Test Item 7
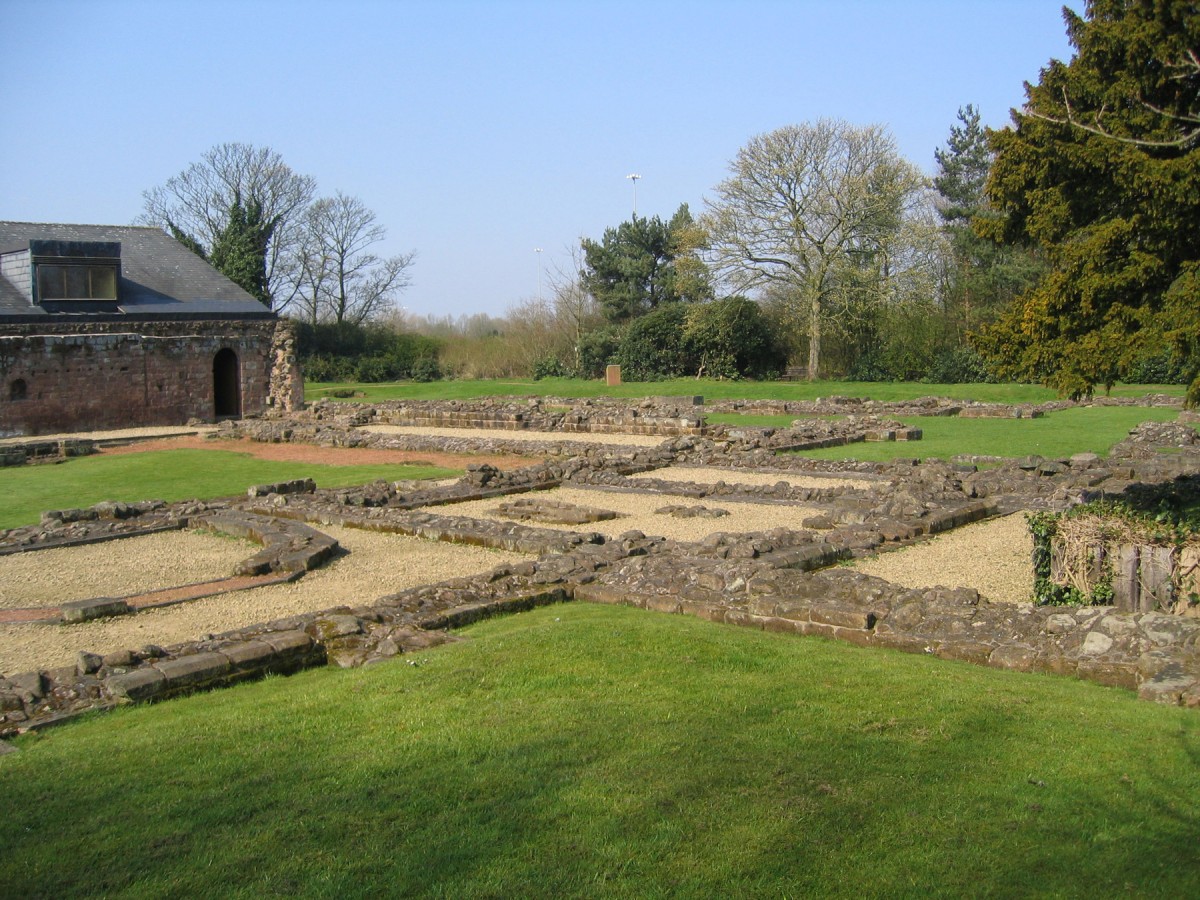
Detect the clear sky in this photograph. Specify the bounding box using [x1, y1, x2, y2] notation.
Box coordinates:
[0, 0, 1077, 320]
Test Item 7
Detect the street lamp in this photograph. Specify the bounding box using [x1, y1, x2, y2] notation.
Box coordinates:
[534, 247, 544, 302]
[626, 173, 641, 216]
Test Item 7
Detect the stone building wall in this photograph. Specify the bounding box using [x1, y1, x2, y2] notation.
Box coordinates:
[0, 318, 301, 437]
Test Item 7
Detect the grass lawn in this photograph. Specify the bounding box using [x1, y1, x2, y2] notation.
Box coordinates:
[0, 449, 458, 531]
[791, 405, 1181, 462]
[305, 377, 1187, 405]
[2, 603, 1197, 897]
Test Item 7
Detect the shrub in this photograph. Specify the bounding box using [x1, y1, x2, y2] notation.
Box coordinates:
[1126, 352, 1188, 384]
[927, 346, 993, 384]
[532, 356, 567, 380]
[574, 326, 624, 379]
[410, 356, 442, 382]
[291, 318, 442, 383]
[684, 296, 786, 380]
[615, 304, 696, 380]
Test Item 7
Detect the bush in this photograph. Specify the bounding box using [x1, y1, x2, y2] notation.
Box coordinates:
[926, 346, 993, 384]
[532, 356, 567, 380]
[846, 357, 895, 382]
[410, 356, 441, 382]
[1126, 353, 1188, 384]
[615, 304, 697, 380]
[574, 326, 624, 379]
[291, 318, 442, 383]
[684, 296, 786, 380]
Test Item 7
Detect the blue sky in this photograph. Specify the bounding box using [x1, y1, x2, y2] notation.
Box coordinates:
[0, 0, 1076, 319]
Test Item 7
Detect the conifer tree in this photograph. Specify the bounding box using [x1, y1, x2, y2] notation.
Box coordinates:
[978, 0, 1200, 402]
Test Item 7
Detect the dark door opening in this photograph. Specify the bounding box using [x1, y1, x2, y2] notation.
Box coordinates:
[213, 348, 241, 418]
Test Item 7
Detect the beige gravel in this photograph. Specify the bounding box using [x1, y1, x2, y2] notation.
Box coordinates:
[0, 425, 216, 446]
[0, 525, 528, 676]
[443, 486, 822, 543]
[636, 466, 878, 491]
[362, 424, 669, 448]
[852, 512, 1035, 604]
[0, 530, 256, 610]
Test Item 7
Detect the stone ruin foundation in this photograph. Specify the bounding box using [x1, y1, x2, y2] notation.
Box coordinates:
[3, 394, 1200, 739]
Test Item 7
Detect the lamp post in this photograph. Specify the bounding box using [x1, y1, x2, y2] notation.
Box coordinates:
[534, 247, 543, 302]
[626, 173, 641, 216]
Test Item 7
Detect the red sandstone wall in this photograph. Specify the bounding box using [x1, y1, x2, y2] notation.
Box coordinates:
[0, 320, 283, 437]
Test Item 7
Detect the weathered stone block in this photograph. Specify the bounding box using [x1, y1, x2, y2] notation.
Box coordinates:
[645, 595, 681, 615]
[105, 668, 166, 703]
[154, 653, 232, 690]
[934, 641, 994, 666]
[219, 641, 278, 671]
[1076, 659, 1139, 691]
[988, 644, 1038, 672]
[60, 598, 132, 624]
[809, 604, 877, 630]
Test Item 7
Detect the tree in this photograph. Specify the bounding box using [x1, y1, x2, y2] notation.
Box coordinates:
[141, 143, 317, 309]
[933, 105, 1045, 339]
[978, 1, 1200, 402]
[703, 120, 926, 380]
[208, 193, 273, 305]
[581, 203, 711, 323]
[293, 193, 416, 326]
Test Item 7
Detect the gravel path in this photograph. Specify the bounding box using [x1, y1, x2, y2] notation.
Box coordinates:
[0, 525, 528, 676]
[637, 466, 878, 490]
[0, 425, 216, 446]
[444, 486, 822, 543]
[852, 512, 1035, 605]
[362, 424, 670, 448]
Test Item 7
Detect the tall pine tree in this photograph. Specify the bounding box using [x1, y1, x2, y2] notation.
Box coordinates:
[933, 105, 1044, 340]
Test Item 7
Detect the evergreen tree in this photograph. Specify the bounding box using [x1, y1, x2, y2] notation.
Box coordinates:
[209, 193, 275, 307]
[977, 0, 1200, 402]
[166, 221, 207, 260]
[581, 203, 711, 323]
[934, 105, 1044, 339]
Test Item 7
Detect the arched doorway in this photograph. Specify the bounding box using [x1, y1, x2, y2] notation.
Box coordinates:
[213, 349, 241, 418]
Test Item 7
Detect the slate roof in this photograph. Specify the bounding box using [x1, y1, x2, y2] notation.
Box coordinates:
[0, 222, 274, 320]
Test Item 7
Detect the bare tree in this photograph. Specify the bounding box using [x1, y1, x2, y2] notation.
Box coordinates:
[140, 143, 317, 309]
[295, 193, 416, 325]
[547, 245, 602, 370]
[703, 120, 926, 380]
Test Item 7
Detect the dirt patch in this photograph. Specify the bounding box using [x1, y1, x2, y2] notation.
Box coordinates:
[100, 436, 540, 471]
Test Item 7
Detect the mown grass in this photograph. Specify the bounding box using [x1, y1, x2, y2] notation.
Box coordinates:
[1, 603, 1197, 898]
[791, 405, 1181, 462]
[0, 450, 458, 531]
[305, 377, 1186, 404]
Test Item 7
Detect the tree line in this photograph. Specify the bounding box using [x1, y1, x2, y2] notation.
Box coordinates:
[142, 0, 1198, 401]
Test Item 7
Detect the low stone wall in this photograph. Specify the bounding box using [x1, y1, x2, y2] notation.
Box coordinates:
[576, 561, 1200, 705]
[369, 397, 704, 435]
[0, 438, 95, 468]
